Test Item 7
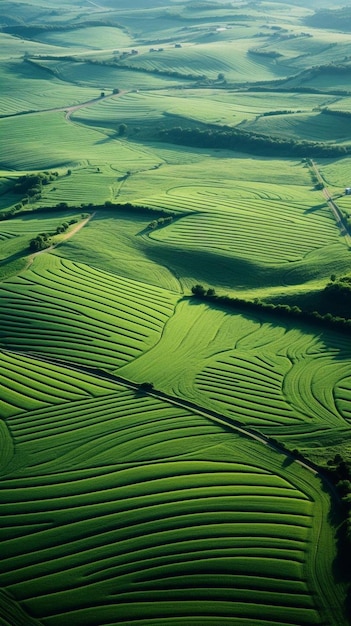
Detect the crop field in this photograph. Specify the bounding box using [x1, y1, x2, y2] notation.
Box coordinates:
[0, 62, 99, 117]
[0, 111, 160, 171]
[34, 59, 179, 90]
[119, 298, 351, 435]
[0, 255, 178, 369]
[1, 1, 351, 624]
[0, 32, 66, 61]
[242, 111, 351, 143]
[120, 40, 295, 82]
[0, 349, 117, 419]
[1, 379, 341, 625]
[33, 27, 133, 50]
[71, 89, 336, 129]
[317, 157, 351, 187]
[52, 209, 183, 291]
[148, 188, 337, 264]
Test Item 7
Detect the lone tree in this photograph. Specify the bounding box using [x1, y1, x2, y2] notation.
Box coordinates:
[118, 123, 127, 136]
[138, 382, 154, 392]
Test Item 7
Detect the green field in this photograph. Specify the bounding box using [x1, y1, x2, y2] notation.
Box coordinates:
[1, 1, 351, 624]
[0, 367, 342, 625]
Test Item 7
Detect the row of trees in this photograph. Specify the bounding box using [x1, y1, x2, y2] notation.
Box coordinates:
[159, 126, 349, 158]
[321, 107, 351, 119]
[190, 284, 351, 332]
[147, 216, 174, 230]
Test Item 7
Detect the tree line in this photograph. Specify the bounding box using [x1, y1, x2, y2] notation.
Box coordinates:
[190, 284, 351, 332]
[159, 126, 349, 158]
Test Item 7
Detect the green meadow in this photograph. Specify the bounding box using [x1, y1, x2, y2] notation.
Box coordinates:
[1, 1, 351, 624]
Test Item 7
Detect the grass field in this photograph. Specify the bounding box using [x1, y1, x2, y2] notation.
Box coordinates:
[241, 111, 351, 144]
[1, 377, 342, 625]
[119, 298, 351, 436]
[0, 254, 178, 369]
[1, 1, 351, 624]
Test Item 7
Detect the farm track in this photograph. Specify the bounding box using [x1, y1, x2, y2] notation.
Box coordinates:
[0, 92, 128, 121]
[6, 348, 335, 483]
[310, 160, 351, 248]
[25, 213, 95, 269]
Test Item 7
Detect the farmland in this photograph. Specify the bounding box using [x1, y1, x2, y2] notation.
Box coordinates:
[1, 0, 351, 624]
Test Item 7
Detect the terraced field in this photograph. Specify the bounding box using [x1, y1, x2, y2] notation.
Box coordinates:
[1, 378, 342, 625]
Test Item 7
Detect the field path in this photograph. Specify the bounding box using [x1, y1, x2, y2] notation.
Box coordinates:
[26, 212, 95, 268]
[64, 91, 127, 121]
[310, 160, 351, 247]
[0, 92, 127, 121]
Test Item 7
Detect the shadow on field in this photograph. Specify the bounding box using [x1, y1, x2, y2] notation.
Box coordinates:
[304, 202, 327, 214]
[0, 249, 28, 265]
[282, 456, 294, 468]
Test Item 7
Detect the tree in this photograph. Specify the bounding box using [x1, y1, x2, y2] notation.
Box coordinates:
[191, 284, 206, 296]
[118, 123, 127, 136]
[138, 382, 154, 392]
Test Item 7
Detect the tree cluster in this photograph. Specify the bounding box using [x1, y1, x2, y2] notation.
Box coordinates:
[28, 218, 78, 252]
[147, 216, 174, 230]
